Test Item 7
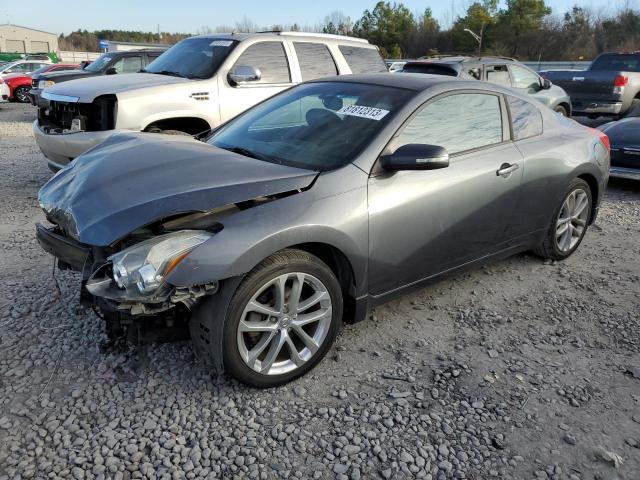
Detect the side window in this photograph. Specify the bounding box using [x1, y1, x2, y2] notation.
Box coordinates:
[396, 93, 503, 155]
[118, 56, 143, 73]
[338, 46, 387, 74]
[293, 42, 338, 81]
[486, 65, 511, 86]
[510, 65, 540, 90]
[12, 63, 31, 73]
[233, 42, 291, 84]
[507, 96, 543, 140]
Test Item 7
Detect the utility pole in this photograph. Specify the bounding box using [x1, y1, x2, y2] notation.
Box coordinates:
[157, 24, 160, 43]
[464, 27, 483, 54]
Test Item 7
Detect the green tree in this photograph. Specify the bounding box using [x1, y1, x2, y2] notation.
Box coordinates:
[353, 2, 416, 57]
[495, 0, 552, 56]
[453, 1, 498, 53]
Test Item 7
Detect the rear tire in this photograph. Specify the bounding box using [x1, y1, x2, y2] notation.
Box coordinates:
[625, 98, 640, 118]
[533, 178, 592, 261]
[193, 249, 343, 387]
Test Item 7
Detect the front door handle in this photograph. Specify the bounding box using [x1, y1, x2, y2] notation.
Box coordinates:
[497, 163, 519, 178]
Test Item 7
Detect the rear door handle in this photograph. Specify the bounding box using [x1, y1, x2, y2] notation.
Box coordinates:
[497, 163, 519, 178]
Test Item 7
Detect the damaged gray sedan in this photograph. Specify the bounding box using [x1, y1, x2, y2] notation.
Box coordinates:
[37, 74, 610, 387]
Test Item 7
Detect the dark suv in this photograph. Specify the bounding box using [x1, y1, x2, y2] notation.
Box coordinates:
[30, 49, 166, 106]
[402, 56, 573, 116]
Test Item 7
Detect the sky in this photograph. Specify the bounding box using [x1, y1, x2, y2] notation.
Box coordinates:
[1, 0, 634, 36]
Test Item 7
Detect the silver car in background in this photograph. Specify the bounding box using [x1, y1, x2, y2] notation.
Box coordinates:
[402, 56, 573, 116]
[36, 74, 609, 387]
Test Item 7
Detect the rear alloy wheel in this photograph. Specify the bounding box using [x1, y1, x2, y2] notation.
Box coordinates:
[534, 178, 592, 260]
[554, 105, 569, 117]
[14, 86, 31, 103]
[220, 249, 343, 387]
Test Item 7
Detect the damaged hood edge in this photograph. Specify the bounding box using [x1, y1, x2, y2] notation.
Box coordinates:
[39, 133, 318, 246]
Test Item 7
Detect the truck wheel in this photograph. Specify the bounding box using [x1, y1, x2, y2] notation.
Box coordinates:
[144, 126, 191, 136]
[192, 249, 343, 387]
[533, 178, 592, 261]
[13, 86, 31, 103]
[554, 105, 569, 117]
[625, 99, 640, 118]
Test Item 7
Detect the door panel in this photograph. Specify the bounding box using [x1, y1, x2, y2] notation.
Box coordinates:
[368, 143, 524, 295]
[367, 91, 523, 296]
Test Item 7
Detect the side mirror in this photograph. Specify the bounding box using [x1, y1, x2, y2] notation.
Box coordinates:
[228, 65, 261, 85]
[105, 67, 117, 75]
[380, 144, 449, 171]
[542, 78, 552, 90]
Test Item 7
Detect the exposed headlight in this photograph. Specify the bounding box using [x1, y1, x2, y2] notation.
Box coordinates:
[39, 80, 55, 89]
[109, 231, 211, 295]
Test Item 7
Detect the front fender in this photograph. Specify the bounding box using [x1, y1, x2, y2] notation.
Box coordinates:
[165, 166, 370, 296]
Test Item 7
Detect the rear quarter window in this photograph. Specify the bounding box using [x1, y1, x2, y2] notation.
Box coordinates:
[294, 42, 338, 81]
[402, 64, 459, 76]
[507, 96, 543, 140]
[338, 46, 386, 74]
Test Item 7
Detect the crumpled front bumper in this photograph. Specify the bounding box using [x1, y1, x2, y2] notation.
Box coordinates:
[32, 120, 119, 172]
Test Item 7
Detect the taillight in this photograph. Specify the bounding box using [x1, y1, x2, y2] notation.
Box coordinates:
[614, 75, 628, 87]
[588, 127, 610, 152]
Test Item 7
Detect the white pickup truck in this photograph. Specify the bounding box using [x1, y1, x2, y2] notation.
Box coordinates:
[33, 32, 386, 171]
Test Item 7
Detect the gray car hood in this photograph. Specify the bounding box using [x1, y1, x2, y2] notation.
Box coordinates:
[44, 73, 188, 102]
[38, 133, 317, 246]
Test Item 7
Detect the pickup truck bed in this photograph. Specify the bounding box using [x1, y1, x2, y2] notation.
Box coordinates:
[543, 52, 640, 118]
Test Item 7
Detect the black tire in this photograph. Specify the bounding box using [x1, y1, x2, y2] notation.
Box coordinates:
[625, 98, 640, 118]
[13, 86, 31, 103]
[533, 178, 592, 261]
[554, 105, 569, 117]
[192, 249, 343, 388]
[145, 127, 191, 136]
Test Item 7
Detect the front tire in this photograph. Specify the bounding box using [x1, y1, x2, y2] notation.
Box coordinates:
[195, 249, 343, 387]
[534, 178, 592, 260]
[554, 105, 569, 117]
[13, 86, 31, 103]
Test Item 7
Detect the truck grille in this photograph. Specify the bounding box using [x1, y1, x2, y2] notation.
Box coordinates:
[37, 95, 117, 132]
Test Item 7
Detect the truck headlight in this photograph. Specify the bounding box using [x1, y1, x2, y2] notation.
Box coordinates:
[109, 231, 211, 295]
[39, 80, 55, 89]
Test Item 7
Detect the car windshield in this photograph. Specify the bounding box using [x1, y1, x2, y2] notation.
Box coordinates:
[144, 37, 238, 80]
[32, 65, 52, 75]
[591, 54, 640, 72]
[208, 82, 414, 171]
[84, 54, 113, 72]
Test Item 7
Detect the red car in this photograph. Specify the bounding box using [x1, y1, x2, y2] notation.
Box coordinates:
[1, 63, 79, 103]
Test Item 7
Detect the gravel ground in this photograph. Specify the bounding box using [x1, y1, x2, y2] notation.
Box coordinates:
[1, 102, 639, 480]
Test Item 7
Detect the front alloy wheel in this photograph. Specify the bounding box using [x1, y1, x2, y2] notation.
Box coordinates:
[201, 249, 343, 387]
[14, 86, 31, 103]
[237, 272, 333, 375]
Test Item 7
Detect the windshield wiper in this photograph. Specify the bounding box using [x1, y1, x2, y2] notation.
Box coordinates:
[220, 147, 270, 162]
[152, 70, 190, 78]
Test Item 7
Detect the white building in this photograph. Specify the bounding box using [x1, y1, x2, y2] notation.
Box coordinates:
[0, 24, 59, 53]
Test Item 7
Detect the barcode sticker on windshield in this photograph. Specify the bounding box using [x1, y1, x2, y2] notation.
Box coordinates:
[210, 40, 233, 47]
[337, 105, 390, 121]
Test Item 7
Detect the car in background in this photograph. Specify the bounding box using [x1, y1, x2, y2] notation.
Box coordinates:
[542, 52, 640, 118]
[386, 60, 406, 72]
[36, 74, 608, 387]
[598, 117, 640, 180]
[32, 32, 387, 171]
[402, 56, 572, 116]
[0, 59, 52, 78]
[29, 49, 166, 107]
[0, 64, 79, 103]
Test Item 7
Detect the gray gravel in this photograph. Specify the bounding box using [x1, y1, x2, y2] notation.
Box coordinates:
[1, 102, 639, 479]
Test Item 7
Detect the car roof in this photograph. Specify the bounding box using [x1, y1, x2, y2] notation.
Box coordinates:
[312, 72, 482, 91]
[413, 56, 519, 65]
[190, 31, 373, 46]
